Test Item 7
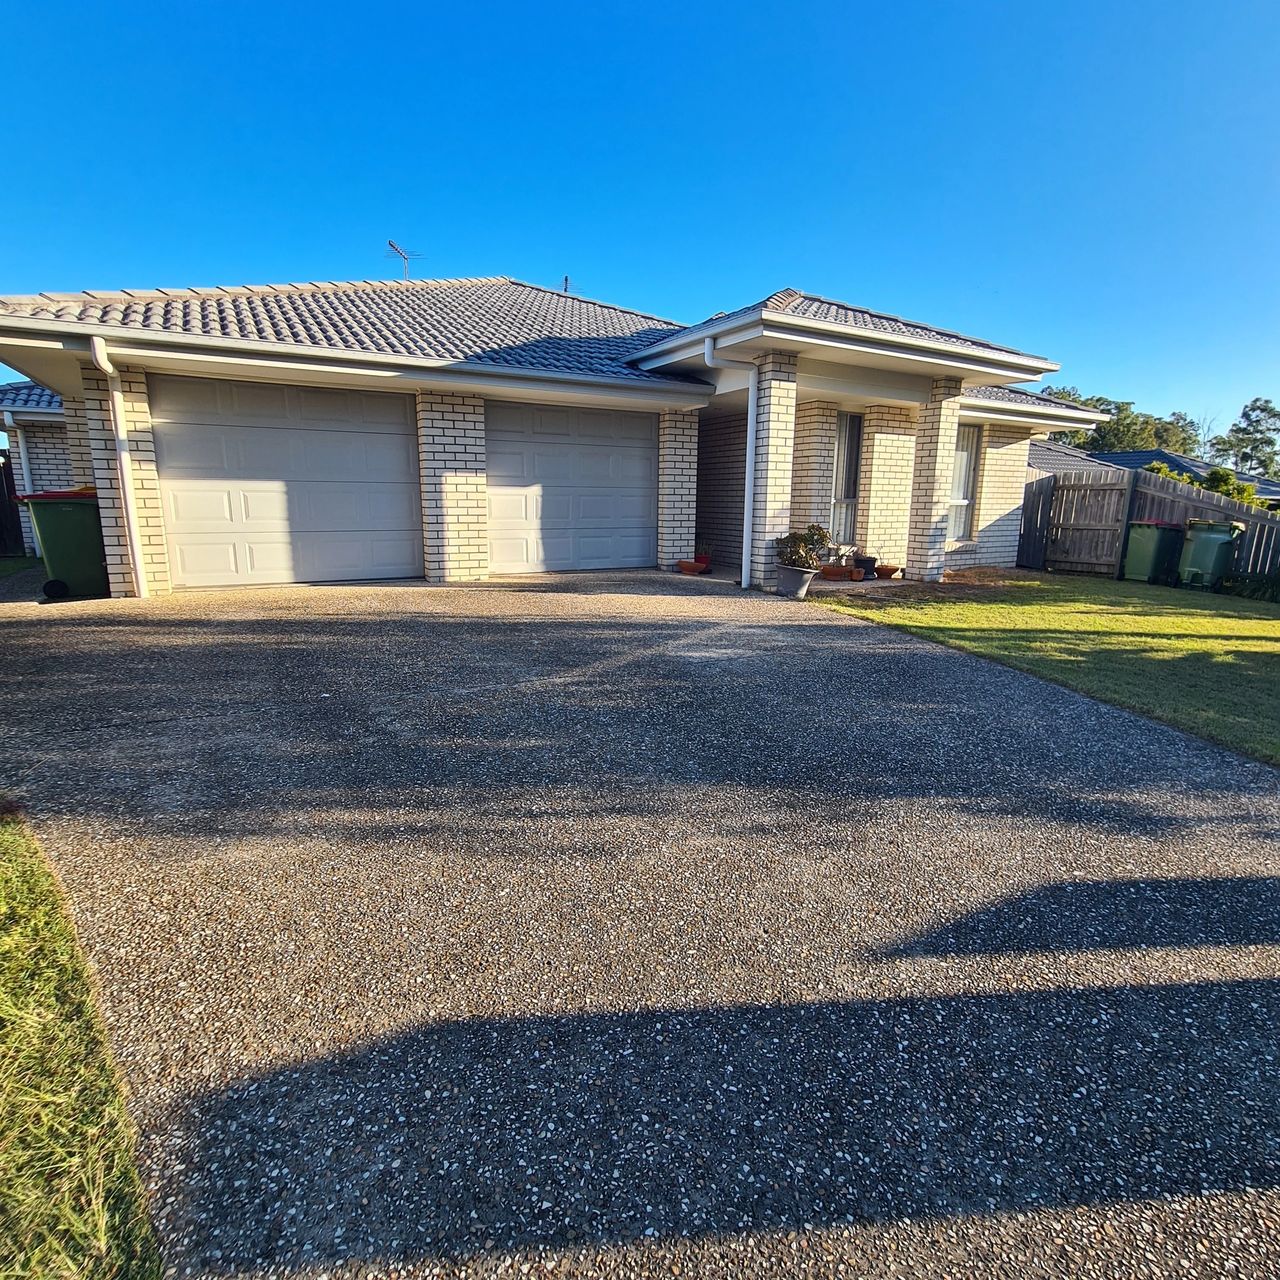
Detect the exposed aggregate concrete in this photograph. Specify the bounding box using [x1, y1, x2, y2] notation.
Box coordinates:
[1, 571, 1277, 1279]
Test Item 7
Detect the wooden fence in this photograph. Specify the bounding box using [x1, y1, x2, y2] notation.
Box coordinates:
[1018, 467, 1280, 578]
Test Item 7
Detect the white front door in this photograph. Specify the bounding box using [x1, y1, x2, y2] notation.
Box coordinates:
[486, 400, 658, 573]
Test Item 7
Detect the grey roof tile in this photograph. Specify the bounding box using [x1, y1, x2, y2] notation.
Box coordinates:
[0, 277, 696, 386]
[1028, 439, 1121, 475]
[965, 384, 1096, 412]
[0, 380, 62, 412]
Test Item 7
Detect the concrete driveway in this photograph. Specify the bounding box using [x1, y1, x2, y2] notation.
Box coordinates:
[2, 571, 1278, 1279]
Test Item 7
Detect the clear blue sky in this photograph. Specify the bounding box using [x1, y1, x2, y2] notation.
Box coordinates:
[2, 0, 1276, 431]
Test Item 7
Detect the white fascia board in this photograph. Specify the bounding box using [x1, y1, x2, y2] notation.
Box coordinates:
[0, 317, 713, 409]
[958, 396, 1108, 428]
[629, 319, 766, 370]
[0, 409, 64, 423]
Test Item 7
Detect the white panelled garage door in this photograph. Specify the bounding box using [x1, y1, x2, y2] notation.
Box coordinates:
[151, 375, 422, 588]
[486, 400, 658, 574]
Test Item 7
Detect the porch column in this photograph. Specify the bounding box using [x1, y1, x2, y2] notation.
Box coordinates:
[416, 391, 489, 583]
[63, 395, 95, 485]
[790, 400, 839, 531]
[855, 404, 916, 566]
[657, 408, 699, 569]
[78, 363, 172, 597]
[905, 377, 963, 581]
[749, 351, 798, 589]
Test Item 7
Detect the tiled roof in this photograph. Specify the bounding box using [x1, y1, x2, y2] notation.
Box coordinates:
[1089, 449, 1280, 501]
[965, 384, 1096, 413]
[1028, 439, 1121, 475]
[0, 379, 62, 413]
[0, 277, 696, 385]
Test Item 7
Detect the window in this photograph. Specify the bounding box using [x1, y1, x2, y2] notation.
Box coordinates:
[830, 412, 862, 544]
[948, 425, 981, 541]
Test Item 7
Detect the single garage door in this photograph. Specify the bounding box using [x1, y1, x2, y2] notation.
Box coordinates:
[486, 400, 658, 574]
[151, 375, 423, 588]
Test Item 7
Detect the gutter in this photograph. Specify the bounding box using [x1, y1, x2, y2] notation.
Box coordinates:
[2, 409, 40, 557]
[703, 337, 758, 589]
[88, 337, 149, 599]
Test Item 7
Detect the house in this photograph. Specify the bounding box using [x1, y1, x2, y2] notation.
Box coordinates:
[1027, 438, 1122, 479]
[0, 379, 68, 555]
[0, 277, 1104, 596]
[1087, 448, 1280, 508]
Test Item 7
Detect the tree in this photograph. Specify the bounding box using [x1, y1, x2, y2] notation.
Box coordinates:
[1207, 399, 1279, 477]
[1145, 461, 1266, 508]
[1043, 386, 1200, 454]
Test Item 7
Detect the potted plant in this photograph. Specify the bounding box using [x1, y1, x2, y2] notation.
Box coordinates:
[873, 547, 901, 579]
[693, 540, 712, 569]
[774, 524, 831, 599]
[853, 551, 877, 577]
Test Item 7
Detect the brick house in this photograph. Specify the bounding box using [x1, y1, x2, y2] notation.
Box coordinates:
[0, 277, 1103, 596]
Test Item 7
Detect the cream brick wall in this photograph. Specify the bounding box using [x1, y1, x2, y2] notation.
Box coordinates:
[945, 423, 1032, 571]
[657, 408, 699, 569]
[416, 391, 488, 583]
[695, 408, 746, 575]
[905, 377, 963, 581]
[8, 421, 73, 554]
[855, 404, 916, 566]
[78, 364, 172, 597]
[790, 400, 839, 531]
[64, 397, 94, 486]
[750, 352, 798, 590]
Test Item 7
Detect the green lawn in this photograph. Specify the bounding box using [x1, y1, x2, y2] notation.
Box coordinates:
[0, 557, 39, 579]
[0, 812, 160, 1279]
[819, 570, 1280, 765]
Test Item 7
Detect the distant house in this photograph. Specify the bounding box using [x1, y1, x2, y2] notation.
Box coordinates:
[1088, 448, 1280, 508]
[1027, 438, 1121, 478]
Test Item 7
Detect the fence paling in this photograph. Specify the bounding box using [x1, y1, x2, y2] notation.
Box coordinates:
[1017, 467, 1280, 579]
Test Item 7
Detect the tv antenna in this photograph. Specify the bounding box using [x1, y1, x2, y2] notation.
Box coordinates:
[385, 239, 424, 279]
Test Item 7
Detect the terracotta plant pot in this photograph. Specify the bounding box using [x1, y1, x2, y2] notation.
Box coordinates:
[875, 564, 901, 579]
[677, 559, 709, 575]
[820, 564, 849, 580]
[847, 567, 865, 581]
[693, 553, 711, 567]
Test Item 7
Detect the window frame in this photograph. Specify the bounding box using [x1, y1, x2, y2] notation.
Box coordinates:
[829, 411, 863, 545]
[947, 424, 982, 543]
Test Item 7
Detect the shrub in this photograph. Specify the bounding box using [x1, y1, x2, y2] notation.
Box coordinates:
[775, 524, 832, 569]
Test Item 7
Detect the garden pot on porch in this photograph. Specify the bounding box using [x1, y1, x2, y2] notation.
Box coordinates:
[875, 564, 901, 579]
[776, 564, 819, 599]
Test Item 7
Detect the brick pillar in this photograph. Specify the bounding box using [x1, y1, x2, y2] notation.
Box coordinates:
[78, 364, 172, 597]
[905, 377, 963, 581]
[416, 391, 488, 583]
[749, 351, 798, 589]
[63, 395, 94, 485]
[855, 404, 917, 567]
[657, 408, 699, 569]
[790, 401, 839, 530]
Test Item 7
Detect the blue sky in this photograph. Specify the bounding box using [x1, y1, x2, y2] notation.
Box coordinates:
[2, 0, 1276, 431]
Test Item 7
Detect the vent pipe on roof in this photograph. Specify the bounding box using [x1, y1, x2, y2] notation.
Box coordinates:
[703, 337, 758, 589]
[88, 337, 149, 599]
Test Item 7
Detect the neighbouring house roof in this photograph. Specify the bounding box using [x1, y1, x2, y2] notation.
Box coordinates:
[0, 379, 62, 413]
[0, 277, 697, 386]
[1028, 438, 1122, 475]
[1089, 448, 1280, 502]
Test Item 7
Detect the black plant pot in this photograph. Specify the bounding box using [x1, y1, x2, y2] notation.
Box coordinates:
[853, 555, 877, 575]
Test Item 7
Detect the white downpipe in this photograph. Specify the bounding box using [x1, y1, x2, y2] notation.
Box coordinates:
[3, 410, 40, 557]
[702, 338, 758, 589]
[89, 337, 149, 598]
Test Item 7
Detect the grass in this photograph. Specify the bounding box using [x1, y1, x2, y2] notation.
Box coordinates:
[819, 569, 1280, 765]
[0, 810, 160, 1279]
[0, 558, 39, 580]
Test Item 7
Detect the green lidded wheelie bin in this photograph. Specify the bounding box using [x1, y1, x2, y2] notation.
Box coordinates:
[1177, 518, 1245, 591]
[19, 488, 110, 599]
[1123, 520, 1184, 586]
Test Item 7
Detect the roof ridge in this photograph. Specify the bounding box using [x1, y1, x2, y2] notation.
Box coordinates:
[504, 277, 682, 329]
[0, 276, 515, 307]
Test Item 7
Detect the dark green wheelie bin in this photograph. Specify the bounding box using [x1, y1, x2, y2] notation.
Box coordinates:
[1177, 518, 1245, 591]
[19, 489, 110, 599]
[1123, 520, 1184, 585]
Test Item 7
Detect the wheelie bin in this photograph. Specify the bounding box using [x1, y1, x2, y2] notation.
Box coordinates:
[18, 488, 109, 599]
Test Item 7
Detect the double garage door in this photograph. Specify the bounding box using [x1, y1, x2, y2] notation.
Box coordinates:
[152, 375, 659, 587]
